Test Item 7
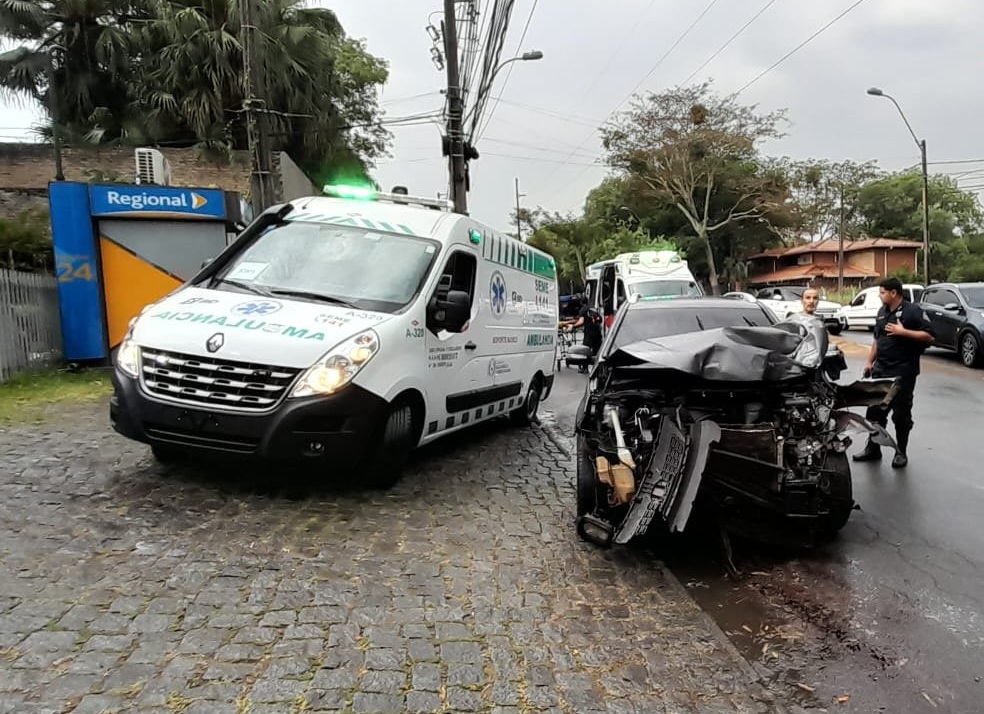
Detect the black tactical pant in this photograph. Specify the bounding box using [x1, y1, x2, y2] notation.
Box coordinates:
[865, 371, 917, 450]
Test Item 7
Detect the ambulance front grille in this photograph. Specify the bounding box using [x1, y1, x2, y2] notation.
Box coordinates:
[139, 348, 301, 411]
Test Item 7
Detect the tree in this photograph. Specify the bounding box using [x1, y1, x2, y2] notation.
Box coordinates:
[0, 0, 391, 182]
[0, 0, 139, 142]
[602, 81, 787, 294]
[771, 158, 881, 244]
[857, 171, 984, 281]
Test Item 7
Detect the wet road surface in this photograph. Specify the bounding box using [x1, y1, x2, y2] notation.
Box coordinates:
[543, 343, 984, 713]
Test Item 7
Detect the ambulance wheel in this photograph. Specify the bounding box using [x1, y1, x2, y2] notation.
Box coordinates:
[510, 376, 542, 427]
[364, 401, 416, 489]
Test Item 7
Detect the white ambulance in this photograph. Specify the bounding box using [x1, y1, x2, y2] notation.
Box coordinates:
[110, 185, 560, 487]
[589, 249, 702, 331]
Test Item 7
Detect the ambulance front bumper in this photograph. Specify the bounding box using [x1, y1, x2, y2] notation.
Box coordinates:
[110, 370, 389, 463]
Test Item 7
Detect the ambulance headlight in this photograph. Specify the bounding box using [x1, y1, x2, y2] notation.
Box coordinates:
[116, 335, 141, 378]
[291, 329, 380, 397]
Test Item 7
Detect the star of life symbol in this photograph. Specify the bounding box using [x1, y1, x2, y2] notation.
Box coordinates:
[490, 271, 506, 319]
[232, 300, 282, 316]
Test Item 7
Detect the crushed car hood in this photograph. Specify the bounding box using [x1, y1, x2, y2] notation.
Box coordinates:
[605, 322, 826, 382]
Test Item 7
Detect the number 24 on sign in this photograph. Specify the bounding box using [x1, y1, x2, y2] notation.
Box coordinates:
[57, 259, 94, 283]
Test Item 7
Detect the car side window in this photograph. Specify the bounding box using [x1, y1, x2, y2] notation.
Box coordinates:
[923, 289, 944, 306]
[616, 278, 626, 303]
[939, 289, 961, 307]
[851, 292, 866, 307]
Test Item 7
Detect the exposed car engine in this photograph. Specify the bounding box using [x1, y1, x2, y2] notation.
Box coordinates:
[575, 320, 898, 549]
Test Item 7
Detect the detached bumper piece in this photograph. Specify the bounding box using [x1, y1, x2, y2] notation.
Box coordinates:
[612, 417, 721, 543]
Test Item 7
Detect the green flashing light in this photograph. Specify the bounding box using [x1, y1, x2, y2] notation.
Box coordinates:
[324, 183, 376, 200]
[468, 229, 482, 244]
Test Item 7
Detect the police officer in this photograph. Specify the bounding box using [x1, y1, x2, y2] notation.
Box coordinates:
[853, 277, 935, 468]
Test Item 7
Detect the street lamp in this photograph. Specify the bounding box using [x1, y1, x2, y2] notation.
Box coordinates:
[487, 50, 544, 86]
[867, 86, 930, 286]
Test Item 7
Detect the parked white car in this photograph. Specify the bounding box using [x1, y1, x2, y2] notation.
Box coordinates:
[837, 284, 925, 330]
[753, 286, 846, 334]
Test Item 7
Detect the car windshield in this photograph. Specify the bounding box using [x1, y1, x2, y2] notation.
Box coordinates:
[962, 287, 984, 308]
[627, 279, 701, 298]
[608, 305, 774, 353]
[210, 220, 440, 313]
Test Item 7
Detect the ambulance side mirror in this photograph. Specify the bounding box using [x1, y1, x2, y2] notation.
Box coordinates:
[429, 289, 471, 333]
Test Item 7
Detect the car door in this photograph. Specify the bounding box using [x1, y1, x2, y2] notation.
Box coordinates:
[424, 246, 493, 432]
[920, 288, 960, 348]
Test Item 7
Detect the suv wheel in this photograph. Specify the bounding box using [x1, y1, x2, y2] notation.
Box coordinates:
[960, 332, 982, 368]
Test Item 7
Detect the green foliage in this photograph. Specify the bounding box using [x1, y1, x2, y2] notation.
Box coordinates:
[888, 263, 920, 284]
[0, 0, 390, 182]
[600, 81, 788, 293]
[0, 207, 52, 270]
[0, 369, 112, 422]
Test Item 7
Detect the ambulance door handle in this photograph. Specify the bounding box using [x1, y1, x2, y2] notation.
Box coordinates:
[464, 341, 477, 350]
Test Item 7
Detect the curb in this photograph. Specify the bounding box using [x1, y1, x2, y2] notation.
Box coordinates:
[537, 419, 768, 690]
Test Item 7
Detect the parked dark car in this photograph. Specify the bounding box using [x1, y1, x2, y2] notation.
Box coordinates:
[918, 282, 984, 368]
[572, 296, 898, 549]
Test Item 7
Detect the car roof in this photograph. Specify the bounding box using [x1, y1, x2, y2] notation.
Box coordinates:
[626, 297, 768, 311]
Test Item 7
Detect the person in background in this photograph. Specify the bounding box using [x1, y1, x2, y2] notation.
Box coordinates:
[801, 287, 820, 317]
[853, 277, 935, 468]
[560, 299, 602, 373]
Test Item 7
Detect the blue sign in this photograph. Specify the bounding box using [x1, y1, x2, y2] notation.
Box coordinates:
[49, 181, 108, 361]
[89, 184, 227, 220]
[490, 270, 506, 319]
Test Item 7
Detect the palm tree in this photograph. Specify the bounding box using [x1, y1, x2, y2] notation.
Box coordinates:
[0, 0, 142, 141]
[133, 0, 390, 176]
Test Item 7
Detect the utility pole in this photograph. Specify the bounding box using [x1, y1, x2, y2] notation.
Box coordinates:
[838, 183, 845, 292]
[443, 0, 468, 214]
[514, 177, 525, 241]
[919, 139, 930, 285]
[242, 0, 275, 217]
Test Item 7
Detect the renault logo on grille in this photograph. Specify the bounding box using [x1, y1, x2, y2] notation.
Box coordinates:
[206, 333, 225, 353]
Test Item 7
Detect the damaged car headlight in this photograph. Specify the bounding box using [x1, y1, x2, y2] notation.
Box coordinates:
[290, 329, 379, 398]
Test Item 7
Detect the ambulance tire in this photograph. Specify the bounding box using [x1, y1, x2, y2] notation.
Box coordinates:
[364, 401, 416, 489]
[510, 376, 542, 427]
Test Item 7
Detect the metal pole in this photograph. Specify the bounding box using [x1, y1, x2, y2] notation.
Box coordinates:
[46, 55, 64, 181]
[242, 0, 275, 216]
[515, 177, 523, 240]
[838, 183, 845, 292]
[920, 139, 930, 285]
[443, 0, 467, 214]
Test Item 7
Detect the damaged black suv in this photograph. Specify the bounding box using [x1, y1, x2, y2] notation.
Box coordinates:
[573, 296, 899, 549]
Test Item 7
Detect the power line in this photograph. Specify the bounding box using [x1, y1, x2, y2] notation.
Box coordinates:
[679, 0, 780, 86]
[733, 0, 871, 96]
[474, 0, 539, 142]
[539, 0, 723, 209]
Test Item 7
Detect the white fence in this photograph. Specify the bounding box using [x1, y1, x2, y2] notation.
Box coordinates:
[0, 269, 63, 383]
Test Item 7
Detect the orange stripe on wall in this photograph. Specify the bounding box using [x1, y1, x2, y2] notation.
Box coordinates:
[100, 237, 182, 349]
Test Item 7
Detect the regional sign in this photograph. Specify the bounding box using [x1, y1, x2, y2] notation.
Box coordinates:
[89, 184, 227, 220]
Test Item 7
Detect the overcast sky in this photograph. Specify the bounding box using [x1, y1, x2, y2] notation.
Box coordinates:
[3, 0, 982, 232]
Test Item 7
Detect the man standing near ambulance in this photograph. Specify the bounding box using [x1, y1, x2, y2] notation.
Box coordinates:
[853, 277, 935, 468]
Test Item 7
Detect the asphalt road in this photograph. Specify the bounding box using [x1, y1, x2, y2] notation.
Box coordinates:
[543, 338, 984, 713]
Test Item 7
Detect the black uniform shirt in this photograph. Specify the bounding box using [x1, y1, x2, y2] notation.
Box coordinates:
[873, 300, 935, 377]
[578, 303, 602, 349]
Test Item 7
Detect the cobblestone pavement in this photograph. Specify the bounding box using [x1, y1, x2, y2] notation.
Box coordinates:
[0, 402, 790, 714]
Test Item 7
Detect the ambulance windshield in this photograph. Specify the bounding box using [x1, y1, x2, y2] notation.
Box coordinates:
[211, 220, 440, 313]
[628, 279, 701, 298]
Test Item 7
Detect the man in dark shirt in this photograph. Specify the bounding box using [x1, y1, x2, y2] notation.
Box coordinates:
[561, 302, 603, 373]
[853, 277, 935, 468]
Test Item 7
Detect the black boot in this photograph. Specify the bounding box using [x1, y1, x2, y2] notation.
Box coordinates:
[853, 439, 882, 462]
[892, 428, 910, 469]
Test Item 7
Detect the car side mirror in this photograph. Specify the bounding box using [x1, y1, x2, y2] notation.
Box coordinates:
[943, 302, 962, 312]
[429, 289, 471, 332]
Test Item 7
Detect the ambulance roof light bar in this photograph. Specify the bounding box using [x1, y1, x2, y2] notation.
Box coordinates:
[323, 183, 454, 211]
